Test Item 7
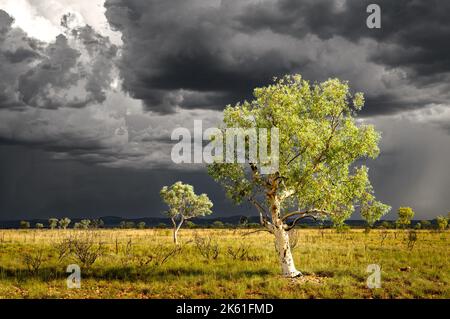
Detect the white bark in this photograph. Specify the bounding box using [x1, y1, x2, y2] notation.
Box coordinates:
[269, 193, 301, 278]
[274, 225, 301, 277]
[171, 216, 184, 245]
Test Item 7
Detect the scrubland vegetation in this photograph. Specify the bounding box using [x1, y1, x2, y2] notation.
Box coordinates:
[0, 228, 448, 299]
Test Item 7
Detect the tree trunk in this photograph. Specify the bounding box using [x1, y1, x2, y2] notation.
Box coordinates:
[173, 226, 179, 245]
[270, 195, 301, 278]
[171, 217, 184, 245]
[273, 225, 301, 277]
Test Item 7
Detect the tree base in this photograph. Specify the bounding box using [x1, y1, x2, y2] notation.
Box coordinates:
[283, 270, 303, 278]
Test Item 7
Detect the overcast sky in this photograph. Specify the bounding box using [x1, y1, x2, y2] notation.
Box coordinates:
[0, 0, 448, 221]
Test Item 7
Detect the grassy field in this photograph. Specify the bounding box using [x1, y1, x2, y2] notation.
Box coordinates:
[0, 228, 448, 299]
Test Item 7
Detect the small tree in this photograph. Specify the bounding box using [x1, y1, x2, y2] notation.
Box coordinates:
[48, 218, 58, 229]
[137, 222, 146, 229]
[436, 216, 448, 231]
[59, 217, 71, 229]
[239, 216, 249, 227]
[396, 207, 414, 229]
[421, 220, 431, 229]
[380, 221, 393, 229]
[20, 221, 30, 229]
[208, 75, 389, 277]
[35, 223, 44, 229]
[212, 221, 224, 228]
[80, 219, 91, 229]
[91, 219, 105, 229]
[185, 221, 196, 229]
[160, 182, 213, 244]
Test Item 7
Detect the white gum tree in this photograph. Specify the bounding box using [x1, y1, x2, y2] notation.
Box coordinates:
[208, 74, 390, 277]
[160, 182, 213, 245]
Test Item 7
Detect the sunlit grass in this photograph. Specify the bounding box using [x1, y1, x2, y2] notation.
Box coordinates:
[0, 228, 448, 298]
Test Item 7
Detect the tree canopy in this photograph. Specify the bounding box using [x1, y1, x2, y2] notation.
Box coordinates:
[208, 74, 390, 230]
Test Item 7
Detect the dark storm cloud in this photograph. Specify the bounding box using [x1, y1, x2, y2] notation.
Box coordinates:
[104, 0, 312, 113]
[0, 10, 118, 110]
[239, 0, 450, 74]
[104, 0, 450, 115]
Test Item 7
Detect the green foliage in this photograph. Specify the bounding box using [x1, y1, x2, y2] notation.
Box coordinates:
[91, 219, 105, 229]
[396, 207, 415, 229]
[137, 222, 147, 229]
[35, 223, 44, 229]
[0, 229, 449, 298]
[20, 220, 30, 229]
[421, 220, 431, 229]
[211, 221, 225, 228]
[160, 182, 213, 221]
[380, 221, 393, 229]
[119, 221, 135, 229]
[436, 216, 448, 231]
[185, 221, 196, 229]
[58, 217, 71, 229]
[80, 219, 91, 229]
[48, 218, 58, 229]
[335, 224, 351, 233]
[208, 74, 389, 227]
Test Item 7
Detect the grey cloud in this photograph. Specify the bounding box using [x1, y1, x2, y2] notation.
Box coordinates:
[105, 0, 450, 116]
[105, 0, 310, 113]
[0, 10, 118, 110]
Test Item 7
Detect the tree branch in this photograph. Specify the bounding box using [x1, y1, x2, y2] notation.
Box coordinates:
[281, 209, 331, 222]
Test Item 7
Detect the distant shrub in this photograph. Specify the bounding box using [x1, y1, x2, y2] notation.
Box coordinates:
[137, 222, 147, 229]
[156, 223, 167, 229]
[80, 219, 91, 229]
[436, 216, 448, 231]
[22, 249, 44, 274]
[69, 235, 105, 268]
[194, 234, 219, 260]
[119, 221, 135, 229]
[414, 222, 422, 230]
[406, 230, 418, 250]
[335, 224, 350, 233]
[91, 219, 104, 229]
[226, 243, 261, 262]
[211, 221, 224, 228]
[185, 221, 196, 229]
[420, 220, 431, 229]
[35, 223, 44, 229]
[48, 218, 58, 229]
[396, 207, 415, 229]
[59, 217, 71, 229]
[20, 220, 30, 229]
[380, 221, 393, 229]
[239, 216, 249, 227]
[133, 244, 182, 267]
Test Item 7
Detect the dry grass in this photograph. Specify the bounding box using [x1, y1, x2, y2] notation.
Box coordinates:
[0, 228, 448, 299]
